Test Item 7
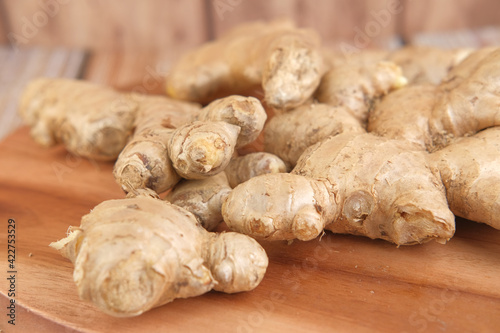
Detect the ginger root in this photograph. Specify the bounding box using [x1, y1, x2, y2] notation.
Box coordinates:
[166, 20, 326, 110]
[264, 103, 365, 167]
[327, 46, 472, 85]
[224, 152, 287, 188]
[223, 133, 455, 245]
[315, 61, 407, 124]
[19, 78, 137, 160]
[32, 26, 500, 322]
[430, 47, 500, 148]
[169, 121, 240, 179]
[19, 78, 266, 192]
[50, 189, 268, 317]
[166, 172, 232, 231]
[263, 61, 404, 167]
[368, 48, 500, 151]
[368, 84, 436, 150]
[194, 95, 267, 148]
[113, 96, 200, 193]
[168, 95, 267, 180]
[429, 127, 500, 230]
[386, 46, 472, 85]
[114, 95, 266, 192]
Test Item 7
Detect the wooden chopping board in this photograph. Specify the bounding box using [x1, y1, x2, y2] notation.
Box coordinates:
[0, 127, 499, 333]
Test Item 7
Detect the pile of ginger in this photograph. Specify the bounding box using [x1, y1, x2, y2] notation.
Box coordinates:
[19, 19, 500, 317]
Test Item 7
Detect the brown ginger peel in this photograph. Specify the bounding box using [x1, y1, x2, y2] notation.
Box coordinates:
[166, 172, 232, 231]
[113, 96, 201, 193]
[169, 121, 240, 179]
[224, 133, 455, 245]
[264, 103, 366, 167]
[19, 78, 137, 160]
[114, 95, 265, 193]
[50, 191, 268, 317]
[429, 127, 500, 230]
[166, 19, 326, 110]
[315, 61, 407, 124]
[224, 152, 287, 188]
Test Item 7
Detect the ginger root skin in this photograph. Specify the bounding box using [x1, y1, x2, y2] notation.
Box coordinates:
[430, 48, 500, 148]
[223, 133, 455, 245]
[50, 190, 268, 317]
[224, 152, 287, 188]
[297, 133, 454, 245]
[315, 61, 407, 124]
[223, 173, 336, 241]
[169, 121, 240, 179]
[115, 95, 265, 193]
[264, 103, 365, 167]
[113, 96, 201, 194]
[368, 48, 500, 152]
[194, 95, 267, 148]
[429, 127, 500, 230]
[166, 172, 232, 231]
[19, 78, 137, 161]
[166, 19, 326, 110]
[326, 46, 472, 85]
[368, 84, 436, 150]
[168, 95, 266, 180]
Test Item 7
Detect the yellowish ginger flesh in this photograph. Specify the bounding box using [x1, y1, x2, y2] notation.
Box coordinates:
[429, 127, 500, 230]
[223, 133, 455, 245]
[166, 20, 326, 110]
[50, 190, 268, 317]
[19, 78, 137, 161]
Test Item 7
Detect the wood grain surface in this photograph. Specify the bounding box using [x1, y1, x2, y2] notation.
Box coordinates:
[83, 51, 171, 94]
[2, 0, 500, 50]
[0, 127, 499, 332]
[401, 0, 500, 40]
[209, 0, 400, 49]
[2, 0, 208, 51]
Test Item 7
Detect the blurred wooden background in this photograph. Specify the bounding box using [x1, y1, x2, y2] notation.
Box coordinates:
[1, 0, 500, 49]
[1, 0, 500, 139]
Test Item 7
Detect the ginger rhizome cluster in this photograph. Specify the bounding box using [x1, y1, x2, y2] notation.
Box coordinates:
[18, 19, 500, 317]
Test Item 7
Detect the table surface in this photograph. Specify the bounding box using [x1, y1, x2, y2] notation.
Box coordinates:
[0, 127, 500, 333]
